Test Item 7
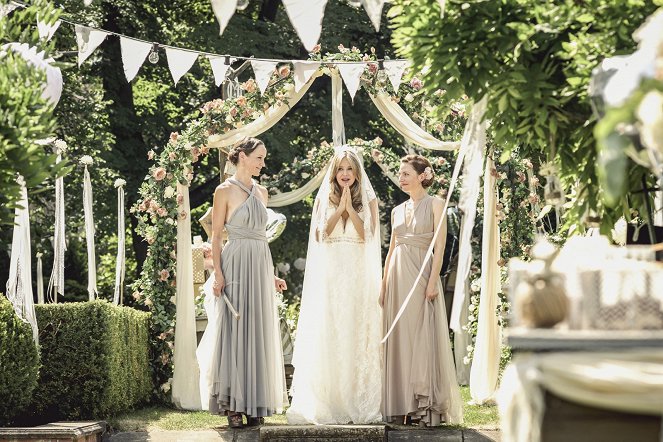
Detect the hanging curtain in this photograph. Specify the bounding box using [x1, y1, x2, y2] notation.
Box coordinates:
[82, 160, 97, 300]
[48, 149, 66, 303]
[113, 179, 126, 304]
[171, 182, 202, 410]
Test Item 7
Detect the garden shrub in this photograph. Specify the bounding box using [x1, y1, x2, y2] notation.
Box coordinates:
[31, 300, 151, 421]
[0, 295, 40, 426]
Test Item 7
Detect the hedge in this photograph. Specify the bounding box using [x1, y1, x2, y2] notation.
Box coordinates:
[30, 300, 151, 421]
[0, 295, 40, 426]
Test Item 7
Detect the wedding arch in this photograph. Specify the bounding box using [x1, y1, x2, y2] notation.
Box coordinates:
[131, 47, 497, 409]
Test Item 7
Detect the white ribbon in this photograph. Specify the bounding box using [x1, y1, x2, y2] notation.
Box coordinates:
[208, 56, 234, 86]
[330, 69, 346, 147]
[7, 175, 38, 345]
[337, 62, 366, 102]
[383, 60, 409, 94]
[250, 60, 278, 95]
[210, 0, 237, 35]
[75, 26, 109, 66]
[36, 253, 44, 304]
[120, 37, 152, 82]
[361, 0, 385, 31]
[293, 61, 321, 92]
[113, 181, 126, 305]
[48, 151, 66, 303]
[83, 163, 97, 300]
[282, 0, 328, 51]
[166, 47, 198, 86]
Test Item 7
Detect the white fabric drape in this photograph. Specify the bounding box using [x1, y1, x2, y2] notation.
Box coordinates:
[470, 156, 501, 404]
[282, 0, 328, 51]
[171, 183, 202, 410]
[75, 26, 108, 66]
[454, 275, 471, 385]
[36, 253, 44, 305]
[369, 93, 460, 151]
[166, 47, 198, 86]
[330, 69, 347, 147]
[267, 162, 330, 207]
[206, 69, 324, 149]
[83, 164, 97, 300]
[120, 37, 152, 82]
[449, 97, 488, 331]
[48, 151, 66, 303]
[498, 351, 663, 442]
[113, 182, 126, 305]
[6, 176, 38, 345]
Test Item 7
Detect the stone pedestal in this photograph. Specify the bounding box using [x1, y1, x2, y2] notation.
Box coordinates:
[0, 421, 107, 442]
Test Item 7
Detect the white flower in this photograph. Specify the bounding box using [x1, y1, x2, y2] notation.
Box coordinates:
[166, 218, 176, 226]
[276, 262, 290, 275]
[301, 172, 310, 179]
[293, 257, 306, 271]
[79, 155, 93, 166]
[54, 139, 67, 153]
[470, 280, 481, 293]
[164, 186, 175, 199]
[468, 304, 476, 312]
[611, 217, 628, 246]
[170, 295, 176, 305]
[283, 83, 294, 92]
[468, 315, 476, 322]
[466, 345, 473, 352]
[636, 90, 663, 155]
[114, 178, 126, 188]
[404, 93, 414, 102]
[161, 378, 172, 393]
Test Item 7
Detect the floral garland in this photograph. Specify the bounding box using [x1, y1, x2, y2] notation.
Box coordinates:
[130, 46, 444, 398]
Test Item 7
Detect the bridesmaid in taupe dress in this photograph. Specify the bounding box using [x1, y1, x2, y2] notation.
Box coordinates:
[380, 154, 463, 426]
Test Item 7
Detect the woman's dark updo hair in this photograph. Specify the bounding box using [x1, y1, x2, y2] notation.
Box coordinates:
[401, 154, 434, 188]
[228, 137, 265, 165]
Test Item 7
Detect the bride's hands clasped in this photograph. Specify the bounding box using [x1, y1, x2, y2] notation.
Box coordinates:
[337, 185, 354, 214]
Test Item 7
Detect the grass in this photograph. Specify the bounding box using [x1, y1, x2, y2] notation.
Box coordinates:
[108, 386, 499, 432]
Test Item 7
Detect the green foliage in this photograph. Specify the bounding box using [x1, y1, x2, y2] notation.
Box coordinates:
[389, 0, 658, 233]
[0, 295, 40, 426]
[31, 301, 151, 421]
[0, 0, 66, 225]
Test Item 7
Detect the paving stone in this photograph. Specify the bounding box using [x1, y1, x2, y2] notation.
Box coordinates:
[387, 427, 462, 442]
[463, 429, 501, 442]
[261, 424, 385, 442]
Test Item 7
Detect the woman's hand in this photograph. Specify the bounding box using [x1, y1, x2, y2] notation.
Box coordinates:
[337, 186, 349, 214]
[379, 284, 386, 308]
[275, 276, 288, 292]
[344, 186, 355, 213]
[213, 272, 225, 297]
[425, 280, 439, 302]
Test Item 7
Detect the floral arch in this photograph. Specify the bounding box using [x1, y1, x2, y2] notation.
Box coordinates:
[131, 47, 477, 403]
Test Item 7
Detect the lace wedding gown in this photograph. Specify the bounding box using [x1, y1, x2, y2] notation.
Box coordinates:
[286, 204, 383, 424]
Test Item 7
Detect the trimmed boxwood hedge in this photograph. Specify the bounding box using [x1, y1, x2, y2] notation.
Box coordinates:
[31, 301, 152, 421]
[0, 295, 40, 426]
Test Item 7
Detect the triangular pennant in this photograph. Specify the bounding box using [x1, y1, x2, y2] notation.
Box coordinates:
[250, 60, 278, 95]
[37, 19, 61, 41]
[208, 56, 235, 86]
[337, 63, 366, 101]
[383, 60, 409, 93]
[361, 0, 385, 32]
[75, 26, 109, 66]
[292, 61, 321, 92]
[166, 47, 199, 86]
[211, 0, 238, 35]
[282, 0, 328, 51]
[120, 37, 152, 82]
[0, 3, 19, 18]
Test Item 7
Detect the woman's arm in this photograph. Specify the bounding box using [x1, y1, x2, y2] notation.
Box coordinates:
[425, 197, 447, 301]
[211, 185, 228, 296]
[379, 208, 397, 307]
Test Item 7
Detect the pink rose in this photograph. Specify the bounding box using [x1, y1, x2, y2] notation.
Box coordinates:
[157, 207, 168, 217]
[516, 171, 526, 183]
[236, 96, 247, 107]
[149, 200, 159, 211]
[410, 77, 423, 90]
[368, 63, 378, 74]
[200, 146, 210, 155]
[278, 64, 291, 78]
[229, 107, 238, 117]
[153, 167, 167, 181]
[132, 291, 141, 300]
[177, 194, 184, 205]
[169, 132, 179, 144]
[523, 159, 533, 169]
[160, 352, 169, 365]
[191, 147, 200, 157]
[147, 236, 155, 245]
[312, 43, 321, 53]
[242, 79, 257, 93]
[179, 211, 187, 220]
[159, 269, 170, 281]
[528, 193, 540, 204]
[497, 258, 507, 267]
[144, 297, 153, 307]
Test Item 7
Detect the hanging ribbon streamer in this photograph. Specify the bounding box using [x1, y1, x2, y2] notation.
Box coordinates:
[81, 156, 97, 300]
[36, 252, 44, 304]
[113, 178, 126, 305]
[330, 69, 346, 147]
[6, 175, 39, 345]
[48, 142, 66, 303]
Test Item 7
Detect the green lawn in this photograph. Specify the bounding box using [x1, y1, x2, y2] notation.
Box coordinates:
[108, 387, 499, 432]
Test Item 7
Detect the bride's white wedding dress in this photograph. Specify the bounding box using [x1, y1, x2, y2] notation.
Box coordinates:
[286, 149, 382, 425]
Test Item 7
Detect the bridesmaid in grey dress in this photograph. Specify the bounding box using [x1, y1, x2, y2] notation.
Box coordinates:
[380, 154, 463, 426]
[208, 137, 289, 428]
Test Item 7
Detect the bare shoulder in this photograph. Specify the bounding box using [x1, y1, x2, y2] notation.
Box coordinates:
[214, 182, 233, 199]
[430, 195, 445, 210]
[256, 184, 269, 202]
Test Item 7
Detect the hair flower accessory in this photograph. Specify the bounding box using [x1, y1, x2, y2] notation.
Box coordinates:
[424, 166, 434, 180]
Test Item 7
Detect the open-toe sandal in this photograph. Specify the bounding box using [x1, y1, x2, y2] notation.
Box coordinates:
[228, 413, 244, 428]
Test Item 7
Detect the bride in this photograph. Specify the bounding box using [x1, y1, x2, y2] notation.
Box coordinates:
[286, 146, 383, 424]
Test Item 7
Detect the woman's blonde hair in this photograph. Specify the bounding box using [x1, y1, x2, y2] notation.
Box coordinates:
[329, 151, 363, 212]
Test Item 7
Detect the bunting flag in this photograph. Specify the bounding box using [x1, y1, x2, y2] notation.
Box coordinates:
[120, 37, 152, 82]
[75, 25, 109, 66]
[251, 60, 278, 95]
[210, 0, 238, 36]
[293, 61, 321, 92]
[0, 3, 19, 18]
[37, 18, 61, 41]
[208, 56, 235, 86]
[337, 62, 366, 101]
[5, 43, 63, 106]
[361, 0, 385, 32]
[282, 0, 328, 51]
[166, 47, 199, 86]
[384, 60, 409, 93]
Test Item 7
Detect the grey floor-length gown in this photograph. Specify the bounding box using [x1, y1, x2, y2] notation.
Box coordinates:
[382, 195, 463, 425]
[208, 179, 288, 417]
